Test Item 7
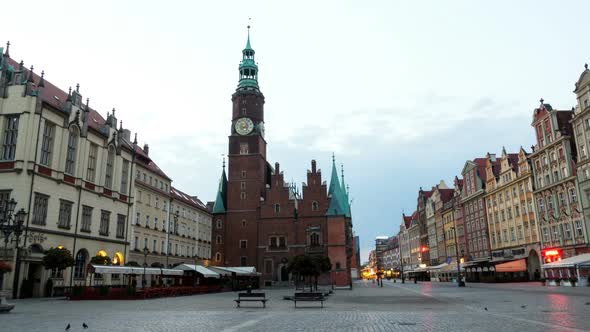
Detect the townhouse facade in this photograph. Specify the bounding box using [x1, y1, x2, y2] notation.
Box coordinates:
[484, 148, 541, 280]
[530, 102, 589, 261]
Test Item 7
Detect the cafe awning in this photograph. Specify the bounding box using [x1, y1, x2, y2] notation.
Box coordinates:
[542, 253, 590, 268]
[173, 264, 220, 278]
[90, 264, 183, 276]
[495, 259, 527, 273]
[208, 266, 261, 276]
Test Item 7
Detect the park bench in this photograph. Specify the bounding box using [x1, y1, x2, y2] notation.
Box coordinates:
[293, 292, 325, 308]
[234, 292, 268, 308]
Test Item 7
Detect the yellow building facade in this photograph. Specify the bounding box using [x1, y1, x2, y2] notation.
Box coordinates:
[484, 148, 541, 280]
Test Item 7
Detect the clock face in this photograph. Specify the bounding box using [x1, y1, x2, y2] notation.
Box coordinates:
[235, 117, 254, 135]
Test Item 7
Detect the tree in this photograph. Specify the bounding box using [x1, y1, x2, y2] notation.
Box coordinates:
[90, 255, 111, 265]
[42, 247, 75, 272]
[287, 254, 332, 291]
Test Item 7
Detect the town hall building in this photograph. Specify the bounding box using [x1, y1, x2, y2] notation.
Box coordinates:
[211, 28, 354, 287]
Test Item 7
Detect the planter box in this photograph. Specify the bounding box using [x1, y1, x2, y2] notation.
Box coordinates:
[548, 280, 559, 286]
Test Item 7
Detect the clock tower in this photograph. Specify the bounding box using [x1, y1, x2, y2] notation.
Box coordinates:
[224, 26, 269, 266]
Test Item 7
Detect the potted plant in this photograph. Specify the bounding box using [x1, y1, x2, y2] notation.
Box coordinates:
[554, 278, 562, 286]
[540, 278, 546, 286]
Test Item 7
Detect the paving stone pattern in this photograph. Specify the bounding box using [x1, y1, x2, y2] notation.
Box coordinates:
[2, 280, 590, 331]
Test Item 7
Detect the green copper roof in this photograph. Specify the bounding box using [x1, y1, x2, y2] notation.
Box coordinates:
[340, 165, 351, 218]
[327, 156, 347, 217]
[237, 27, 259, 89]
[244, 28, 253, 52]
[212, 166, 228, 214]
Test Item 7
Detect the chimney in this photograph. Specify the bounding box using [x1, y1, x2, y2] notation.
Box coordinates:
[489, 153, 496, 162]
[143, 143, 149, 156]
[311, 160, 317, 173]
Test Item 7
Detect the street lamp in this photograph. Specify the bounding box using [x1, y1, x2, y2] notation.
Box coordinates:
[143, 246, 149, 288]
[0, 198, 27, 299]
[451, 226, 465, 287]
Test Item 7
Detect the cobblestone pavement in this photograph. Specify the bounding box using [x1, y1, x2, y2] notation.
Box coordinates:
[2, 280, 590, 331]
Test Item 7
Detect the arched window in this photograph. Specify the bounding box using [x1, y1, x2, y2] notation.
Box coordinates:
[274, 204, 280, 214]
[216, 219, 222, 229]
[215, 252, 221, 262]
[311, 201, 319, 211]
[335, 262, 341, 270]
[216, 235, 222, 244]
[65, 127, 78, 175]
[74, 249, 88, 278]
[104, 146, 115, 188]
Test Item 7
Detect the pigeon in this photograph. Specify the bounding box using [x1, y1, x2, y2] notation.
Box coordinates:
[484, 307, 488, 311]
[65, 324, 70, 331]
[521, 305, 526, 308]
[83, 322, 88, 329]
[586, 302, 590, 305]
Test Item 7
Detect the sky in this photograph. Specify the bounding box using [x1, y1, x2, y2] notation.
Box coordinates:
[3, 0, 590, 264]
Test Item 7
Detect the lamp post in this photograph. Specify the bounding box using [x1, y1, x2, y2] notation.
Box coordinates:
[143, 246, 149, 288]
[451, 227, 465, 287]
[0, 198, 27, 299]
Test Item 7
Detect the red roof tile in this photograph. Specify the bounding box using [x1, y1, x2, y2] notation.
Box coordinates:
[170, 186, 209, 213]
[439, 189, 454, 203]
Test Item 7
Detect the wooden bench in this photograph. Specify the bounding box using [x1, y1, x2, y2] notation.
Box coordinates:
[293, 292, 325, 308]
[234, 292, 268, 308]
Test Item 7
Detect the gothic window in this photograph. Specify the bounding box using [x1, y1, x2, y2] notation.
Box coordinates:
[241, 182, 246, 190]
[87, 144, 99, 182]
[98, 210, 111, 236]
[240, 192, 246, 200]
[81, 205, 93, 232]
[32, 193, 49, 225]
[120, 160, 129, 194]
[65, 127, 78, 175]
[116, 214, 126, 239]
[240, 256, 247, 266]
[215, 252, 221, 262]
[241, 170, 246, 178]
[58, 200, 73, 229]
[104, 146, 115, 188]
[312, 201, 319, 211]
[240, 240, 247, 249]
[216, 235, 222, 244]
[217, 219, 222, 228]
[40, 121, 55, 166]
[242, 219, 246, 227]
[1, 115, 19, 160]
[274, 204, 280, 213]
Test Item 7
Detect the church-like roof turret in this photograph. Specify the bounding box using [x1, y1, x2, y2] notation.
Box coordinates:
[212, 160, 228, 214]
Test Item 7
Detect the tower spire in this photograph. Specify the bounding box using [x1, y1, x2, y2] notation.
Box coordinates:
[4, 41, 10, 57]
[237, 21, 259, 89]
